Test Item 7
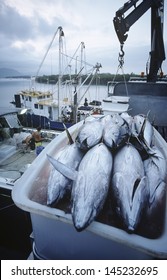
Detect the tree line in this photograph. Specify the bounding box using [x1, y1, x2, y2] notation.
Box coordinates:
[35, 73, 140, 85]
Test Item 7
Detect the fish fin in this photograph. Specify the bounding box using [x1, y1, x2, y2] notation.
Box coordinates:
[139, 117, 147, 138]
[133, 119, 152, 154]
[149, 181, 166, 207]
[131, 176, 149, 206]
[146, 110, 151, 119]
[151, 115, 156, 126]
[47, 154, 77, 181]
[63, 123, 74, 145]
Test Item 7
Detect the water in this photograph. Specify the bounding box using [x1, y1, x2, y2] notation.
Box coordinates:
[0, 78, 31, 108]
[0, 78, 109, 110]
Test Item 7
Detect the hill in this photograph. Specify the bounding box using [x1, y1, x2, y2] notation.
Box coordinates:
[0, 68, 21, 78]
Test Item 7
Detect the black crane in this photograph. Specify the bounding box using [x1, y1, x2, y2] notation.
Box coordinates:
[113, 0, 166, 82]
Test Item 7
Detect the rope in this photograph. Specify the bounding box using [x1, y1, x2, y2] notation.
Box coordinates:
[61, 52, 94, 70]
[77, 66, 101, 105]
[0, 203, 15, 212]
[35, 27, 60, 78]
[120, 66, 129, 97]
[0, 150, 25, 167]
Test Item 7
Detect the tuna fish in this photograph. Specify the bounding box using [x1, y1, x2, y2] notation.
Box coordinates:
[47, 130, 84, 205]
[100, 114, 113, 127]
[112, 144, 149, 232]
[103, 114, 129, 149]
[144, 146, 167, 216]
[47, 143, 113, 231]
[71, 143, 113, 231]
[132, 114, 155, 149]
[75, 118, 103, 150]
[121, 112, 133, 130]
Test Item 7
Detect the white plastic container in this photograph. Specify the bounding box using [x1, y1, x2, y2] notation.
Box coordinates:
[12, 120, 167, 259]
[102, 96, 130, 115]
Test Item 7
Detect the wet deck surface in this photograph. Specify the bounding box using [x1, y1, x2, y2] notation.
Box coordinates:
[0, 149, 36, 181]
[0, 142, 48, 259]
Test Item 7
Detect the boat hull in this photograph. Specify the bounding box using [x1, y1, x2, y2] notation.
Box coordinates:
[113, 82, 167, 126]
[18, 113, 73, 131]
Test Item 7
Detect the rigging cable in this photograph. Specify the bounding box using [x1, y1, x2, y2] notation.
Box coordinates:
[115, 44, 129, 96]
[35, 27, 60, 78]
[77, 65, 101, 105]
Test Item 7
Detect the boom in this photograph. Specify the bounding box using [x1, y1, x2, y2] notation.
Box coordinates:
[113, 0, 166, 82]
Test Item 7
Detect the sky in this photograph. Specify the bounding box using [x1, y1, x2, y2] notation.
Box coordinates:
[0, 0, 166, 76]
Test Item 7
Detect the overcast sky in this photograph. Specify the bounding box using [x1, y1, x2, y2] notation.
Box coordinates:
[0, 0, 166, 76]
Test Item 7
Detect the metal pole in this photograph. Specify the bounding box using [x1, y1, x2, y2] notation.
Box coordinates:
[58, 27, 64, 120]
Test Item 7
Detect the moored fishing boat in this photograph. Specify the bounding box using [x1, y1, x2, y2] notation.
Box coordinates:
[10, 0, 167, 260]
[0, 106, 61, 259]
[12, 27, 103, 130]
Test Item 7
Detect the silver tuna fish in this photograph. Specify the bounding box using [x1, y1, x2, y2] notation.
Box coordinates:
[71, 143, 113, 231]
[47, 143, 84, 205]
[47, 143, 113, 231]
[121, 112, 133, 129]
[144, 146, 167, 216]
[75, 119, 103, 150]
[132, 114, 155, 149]
[112, 144, 149, 232]
[103, 114, 129, 149]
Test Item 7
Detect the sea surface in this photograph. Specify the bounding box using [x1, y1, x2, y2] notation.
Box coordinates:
[0, 78, 109, 110]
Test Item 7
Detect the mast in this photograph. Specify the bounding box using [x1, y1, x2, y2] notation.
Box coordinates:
[73, 42, 85, 123]
[79, 42, 85, 87]
[58, 26, 64, 120]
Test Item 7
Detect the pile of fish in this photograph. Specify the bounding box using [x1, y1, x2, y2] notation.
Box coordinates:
[46, 113, 167, 235]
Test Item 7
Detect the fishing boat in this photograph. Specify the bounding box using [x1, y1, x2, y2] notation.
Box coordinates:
[0, 107, 60, 187]
[8, 0, 167, 260]
[12, 27, 103, 131]
[0, 108, 33, 258]
[0, 107, 59, 259]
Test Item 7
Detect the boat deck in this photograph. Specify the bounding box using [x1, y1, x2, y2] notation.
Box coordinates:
[0, 126, 60, 187]
[0, 148, 36, 184]
[0, 136, 54, 259]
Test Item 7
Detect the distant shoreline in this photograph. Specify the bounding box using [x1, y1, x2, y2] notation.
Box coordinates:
[0, 76, 32, 79]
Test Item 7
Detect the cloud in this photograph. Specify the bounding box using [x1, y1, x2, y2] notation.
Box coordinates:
[0, 2, 35, 40]
[0, 0, 166, 75]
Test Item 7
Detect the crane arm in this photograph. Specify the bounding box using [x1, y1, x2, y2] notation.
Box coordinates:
[113, 0, 155, 45]
[113, 0, 165, 82]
